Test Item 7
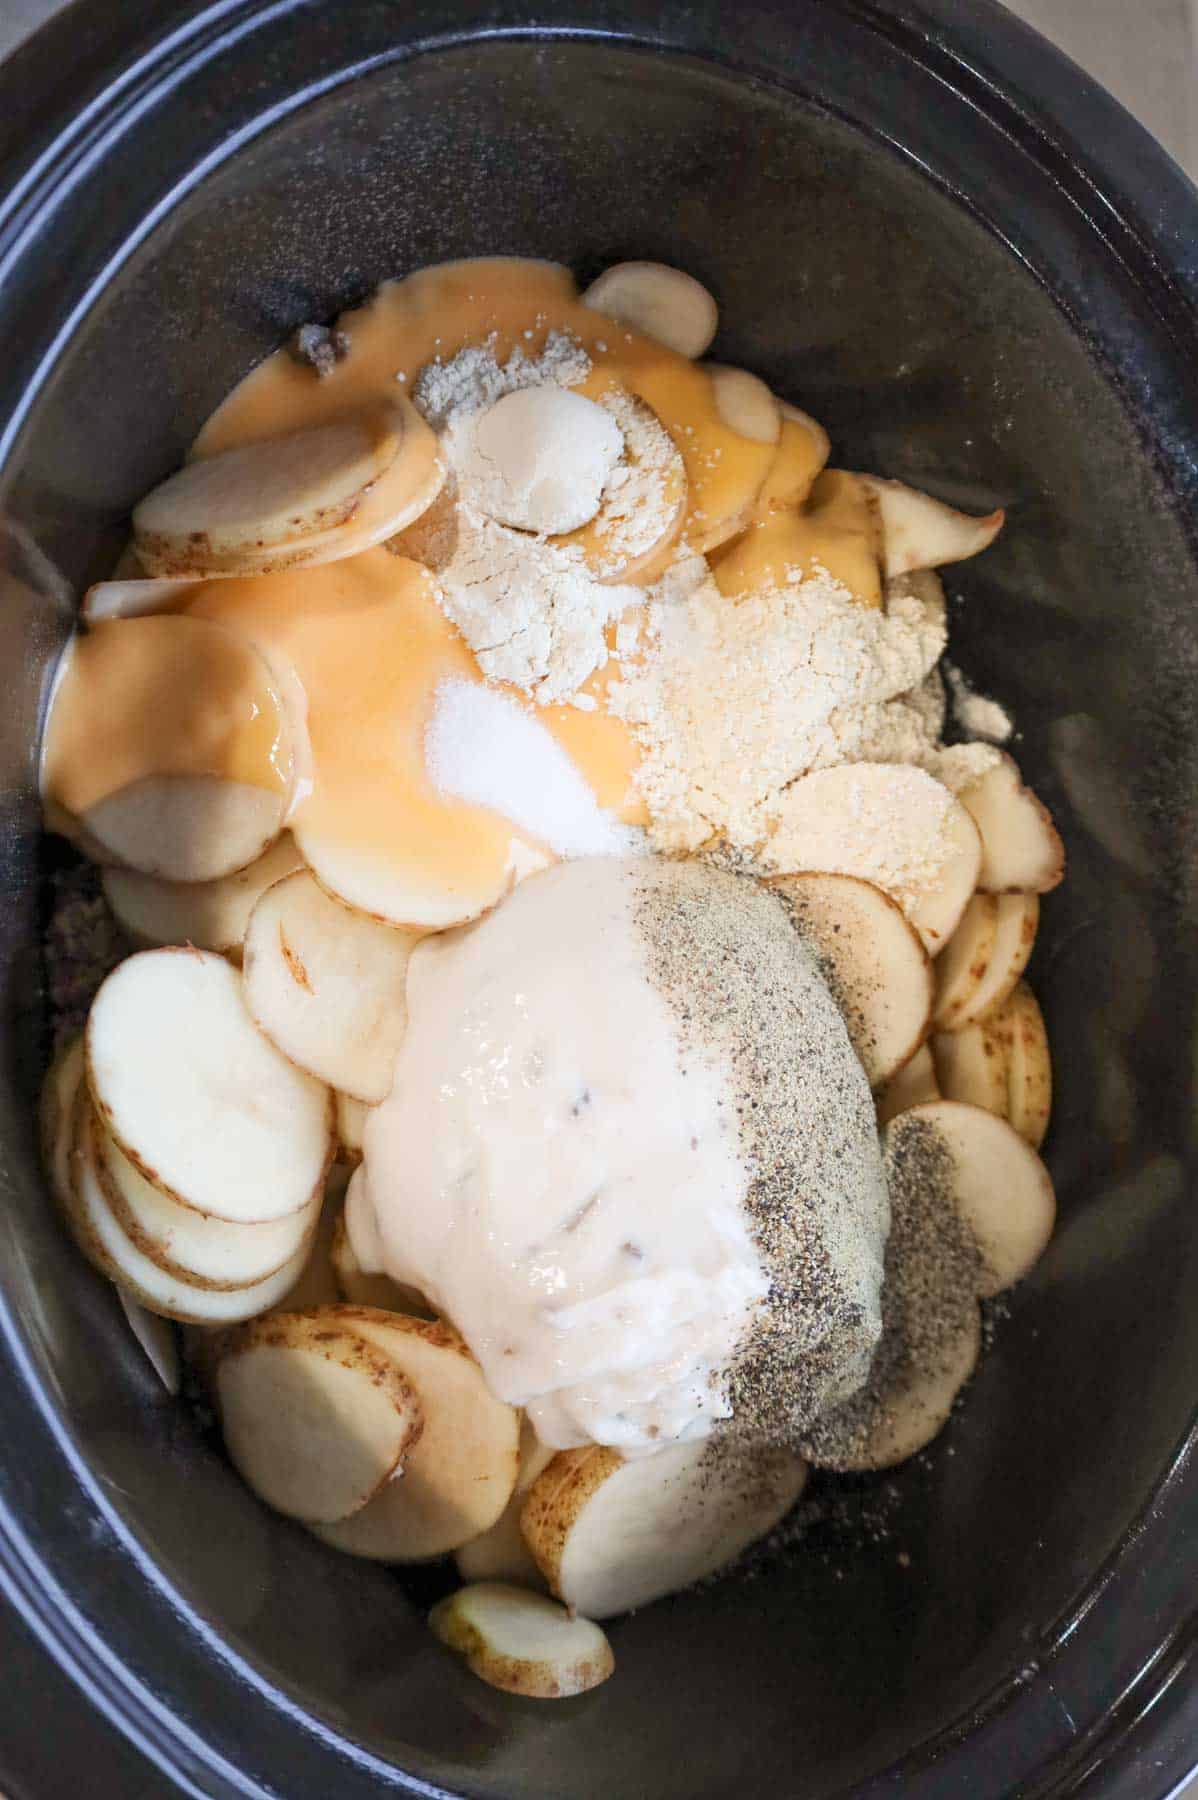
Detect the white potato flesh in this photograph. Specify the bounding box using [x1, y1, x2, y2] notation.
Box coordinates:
[242, 871, 419, 1103]
[456, 1419, 557, 1590]
[133, 408, 403, 570]
[521, 1440, 806, 1620]
[804, 1306, 981, 1473]
[93, 1115, 319, 1290]
[898, 1101, 1056, 1297]
[763, 763, 982, 954]
[876, 1043, 940, 1126]
[430, 1582, 614, 1699]
[335, 1092, 371, 1164]
[772, 871, 933, 1088]
[116, 1289, 182, 1394]
[214, 1312, 422, 1524]
[932, 1021, 1009, 1118]
[82, 576, 197, 623]
[957, 754, 1065, 893]
[954, 892, 1039, 1027]
[84, 776, 286, 886]
[312, 1308, 520, 1561]
[87, 948, 332, 1224]
[933, 893, 999, 1029]
[65, 1099, 314, 1323]
[103, 837, 304, 954]
[855, 475, 1004, 576]
[561, 390, 687, 582]
[581, 262, 718, 359]
[293, 828, 506, 932]
[40, 1035, 85, 1215]
[704, 364, 781, 445]
[995, 982, 1053, 1149]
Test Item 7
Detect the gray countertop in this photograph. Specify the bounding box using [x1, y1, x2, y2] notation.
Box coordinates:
[0, 2, 1194, 1797]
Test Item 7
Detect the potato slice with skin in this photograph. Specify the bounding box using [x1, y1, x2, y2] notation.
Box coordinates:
[431, 1582, 614, 1700]
[82, 576, 196, 624]
[704, 365, 781, 445]
[521, 1439, 806, 1620]
[65, 1098, 316, 1324]
[712, 469, 882, 610]
[752, 410, 830, 518]
[804, 1306, 981, 1473]
[876, 1043, 940, 1126]
[293, 827, 502, 934]
[932, 1021, 1009, 1118]
[243, 871, 419, 1104]
[763, 764, 982, 954]
[87, 948, 333, 1224]
[582, 262, 717, 359]
[953, 892, 1039, 1028]
[330, 1210, 434, 1318]
[93, 1113, 320, 1290]
[335, 1092, 370, 1165]
[312, 1307, 520, 1561]
[84, 777, 286, 886]
[770, 872, 933, 1088]
[102, 836, 304, 954]
[855, 475, 1004, 576]
[899, 1101, 1055, 1297]
[559, 389, 687, 583]
[933, 893, 999, 1029]
[273, 1179, 343, 1312]
[995, 981, 1052, 1149]
[214, 1312, 422, 1524]
[456, 1420, 556, 1590]
[957, 754, 1065, 893]
[40, 1035, 85, 1215]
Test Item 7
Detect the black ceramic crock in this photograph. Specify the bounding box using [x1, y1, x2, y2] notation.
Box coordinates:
[0, 3, 1195, 1795]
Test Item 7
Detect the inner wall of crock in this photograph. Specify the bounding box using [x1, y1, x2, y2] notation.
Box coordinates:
[2, 38, 1197, 1799]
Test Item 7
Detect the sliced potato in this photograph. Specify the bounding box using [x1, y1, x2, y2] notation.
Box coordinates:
[876, 1043, 940, 1126]
[82, 575, 196, 623]
[897, 1101, 1055, 1296]
[293, 827, 504, 933]
[753, 408, 830, 517]
[803, 1306, 981, 1472]
[581, 261, 718, 359]
[134, 406, 401, 572]
[855, 475, 1004, 576]
[40, 1035, 85, 1215]
[116, 1289, 182, 1394]
[93, 1114, 319, 1290]
[995, 981, 1052, 1149]
[102, 836, 304, 954]
[312, 1308, 520, 1561]
[84, 777, 286, 886]
[456, 1420, 556, 1589]
[954, 892, 1039, 1027]
[272, 1179, 343, 1311]
[335, 1091, 371, 1165]
[771, 872, 933, 1088]
[763, 763, 982, 954]
[65, 1098, 315, 1324]
[521, 1439, 806, 1620]
[431, 1582, 613, 1699]
[712, 469, 882, 609]
[560, 389, 687, 583]
[214, 1311, 422, 1524]
[242, 870, 418, 1104]
[931, 1021, 1009, 1118]
[957, 753, 1065, 893]
[933, 894, 999, 1029]
[705, 364, 781, 445]
[87, 948, 333, 1224]
[330, 1210, 434, 1318]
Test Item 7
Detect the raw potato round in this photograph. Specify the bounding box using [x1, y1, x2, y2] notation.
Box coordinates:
[103, 836, 304, 954]
[65, 1098, 315, 1324]
[520, 1439, 807, 1620]
[312, 1308, 520, 1561]
[933, 893, 999, 1029]
[134, 407, 402, 569]
[330, 1211, 433, 1318]
[581, 262, 718, 359]
[957, 753, 1065, 893]
[335, 1092, 371, 1164]
[293, 827, 506, 933]
[899, 1101, 1056, 1297]
[705, 365, 781, 444]
[763, 763, 982, 954]
[854, 475, 1004, 576]
[805, 1306, 982, 1473]
[214, 1312, 422, 1524]
[85, 777, 286, 886]
[40, 1035, 85, 1216]
[270, 1180, 344, 1313]
[752, 411, 830, 517]
[953, 892, 1039, 1027]
[82, 575, 196, 623]
[456, 1419, 557, 1590]
[431, 1582, 614, 1699]
[87, 948, 333, 1224]
[93, 1114, 320, 1291]
[876, 1043, 940, 1126]
[931, 1021, 1010, 1118]
[559, 389, 688, 582]
[995, 981, 1053, 1149]
[772, 871, 933, 1088]
[242, 870, 419, 1103]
